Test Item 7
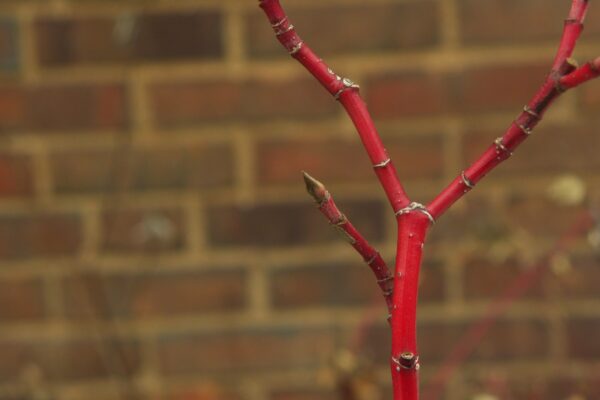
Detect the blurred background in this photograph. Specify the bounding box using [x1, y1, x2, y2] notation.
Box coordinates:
[0, 0, 599, 399]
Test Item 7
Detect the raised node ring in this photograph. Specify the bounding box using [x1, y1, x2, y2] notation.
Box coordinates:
[275, 24, 294, 36]
[271, 17, 288, 28]
[515, 121, 533, 135]
[523, 105, 540, 119]
[461, 171, 475, 189]
[331, 215, 347, 227]
[289, 42, 303, 55]
[334, 77, 361, 99]
[373, 158, 392, 169]
[395, 202, 435, 224]
[391, 353, 420, 371]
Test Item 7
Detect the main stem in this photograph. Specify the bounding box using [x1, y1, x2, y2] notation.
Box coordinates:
[391, 213, 431, 399]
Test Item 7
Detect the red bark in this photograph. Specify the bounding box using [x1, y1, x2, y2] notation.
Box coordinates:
[427, 0, 595, 220]
[259, 0, 410, 214]
[303, 172, 394, 311]
[390, 211, 431, 399]
[257, 0, 600, 398]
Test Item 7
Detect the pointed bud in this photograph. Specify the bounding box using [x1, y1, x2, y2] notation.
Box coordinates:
[302, 171, 329, 204]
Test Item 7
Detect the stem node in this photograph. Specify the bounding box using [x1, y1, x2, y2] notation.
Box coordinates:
[392, 352, 420, 371]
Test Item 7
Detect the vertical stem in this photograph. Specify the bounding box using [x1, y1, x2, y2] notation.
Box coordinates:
[391, 213, 431, 399]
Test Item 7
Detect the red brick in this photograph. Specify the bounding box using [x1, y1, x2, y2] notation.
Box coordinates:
[63, 269, 247, 319]
[427, 319, 550, 363]
[270, 262, 383, 309]
[367, 63, 548, 119]
[247, 2, 440, 58]
[362, 318, 550, 363]
[458, 0, 565, 45]
[101, 207, 185, 253]
[580, 77, 600, 112]
[552, 255, 600, 299]
[504, 192, 586, 236]
[459, 372, 600, 400]
[545, 375, 600, 400]
[0, 87, 27, 131]
[270, 259, 443, 309]
[150, 78, 336, 128]
[160, 387, 242, 400]
[419, 258, 446, 303]
[35, 11, 223, 67]
[0, 153, 34, 197]
[0, 213, 82, 260]
[366, 71, 447, 118]
[158, 327, 336, 375]
[257, 134, 444, 185]
[51, 143, 234, 194]
[0, 17, 19, 73]
[0, 277, 45, 321]
[0, 337, 140, 383]
[463, 257, 547, 300]
[448, 63, 548, 113]
[567, 317, 600, 360]
[428, 196, 510, 244]
[0, 84, 128, 133]
[463, 124, 600, 175]
[458, 0, 600, 46]
[206, 200, 384, 248]
[461, 373, 579, 400]
[270, 389, 337, 400]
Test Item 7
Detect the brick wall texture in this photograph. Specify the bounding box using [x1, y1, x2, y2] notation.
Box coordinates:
[0, 0, 599, 399]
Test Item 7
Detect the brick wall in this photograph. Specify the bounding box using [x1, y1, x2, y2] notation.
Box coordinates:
[0, 0, 599, 399]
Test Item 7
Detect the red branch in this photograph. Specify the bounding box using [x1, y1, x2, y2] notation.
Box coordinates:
[427, 0, 595, 220]
[303, 172, 394, 311]
[258, 0, 600, 398]
[390, 211, 430, 399]
[559, 57, 600, 89]
[259, 0, 410, 214]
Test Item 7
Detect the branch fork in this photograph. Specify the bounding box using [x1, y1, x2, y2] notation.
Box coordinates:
[259, 0, 599, 398]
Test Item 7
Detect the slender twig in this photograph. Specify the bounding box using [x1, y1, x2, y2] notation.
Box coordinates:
[259, 0, 410, 214]
[427, 0, 597, 220]
[423, 211, 594, 400]
[559, 57, 600, 89]
[303, 172, 394, 311]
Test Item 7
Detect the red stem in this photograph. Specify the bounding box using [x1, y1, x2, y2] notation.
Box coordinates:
[559, 57, 600, 89]
[551, 0, 589, 74]
[258, 0, 410, 213]
[390, 212, 431, 399]
[427, 0, 591, 220]
[303, 172, 394, 311]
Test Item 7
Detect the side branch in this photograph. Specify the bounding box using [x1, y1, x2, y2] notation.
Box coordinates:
[559, 57, 600, 89]
[427, 0, 596, 220]
[303, 172, 394, 311]
[552, 0, 589, 73]
[259, 0, 410, 213]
